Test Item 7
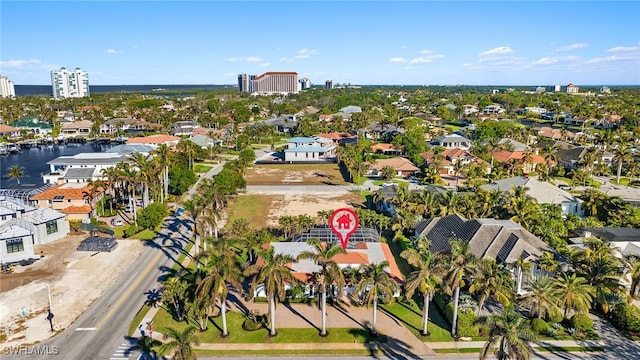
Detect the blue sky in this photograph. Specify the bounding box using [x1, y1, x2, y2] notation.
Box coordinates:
[1, 1, 639, 86]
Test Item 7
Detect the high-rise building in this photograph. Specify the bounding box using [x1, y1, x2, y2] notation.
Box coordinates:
[51, 67, 90, 99]
[566, 83, 579, 94]
[0, 74, 16, 98]
[325, 80, 334, 89]
[252, 72, 298, 94]
[299, 77, 311, 90]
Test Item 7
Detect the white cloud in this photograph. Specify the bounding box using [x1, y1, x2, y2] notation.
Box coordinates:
[0, 59, 58, 70]
[461, 63, 472, 67]
[555, 43, 588, 52]
[228, 57, 243, 62]
[389, 57, 407, 63]
[258, 62, 270, 67]
[534, 55, 580, 65]
[279, 56, 292, 62]
[409, 57, 433, 64]
[246, 56, 262, 62]
[607, 46, 640, 53]
[480, 46, 514, 56]
[420, 49, 432, 54]
[105, 48, 120, 55]
[295, 48, 318, 59]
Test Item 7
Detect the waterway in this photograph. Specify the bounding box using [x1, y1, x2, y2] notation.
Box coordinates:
[0, 143, 114, 189]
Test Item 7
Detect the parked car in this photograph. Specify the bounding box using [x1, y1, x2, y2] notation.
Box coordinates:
[111, 218, 123, 226]
[125, 205, 134, 213]
[558, 184, 572, 190]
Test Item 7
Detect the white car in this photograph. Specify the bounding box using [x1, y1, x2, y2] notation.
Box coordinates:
[111, 218, 123, 226]
[125, 205, 134, 213]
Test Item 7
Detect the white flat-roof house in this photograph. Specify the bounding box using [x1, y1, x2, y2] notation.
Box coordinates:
[432, 134, 472, 151]
[43, 152, 128, 184]
[0, 196, 69, 264]
[283, 136, 337, 163]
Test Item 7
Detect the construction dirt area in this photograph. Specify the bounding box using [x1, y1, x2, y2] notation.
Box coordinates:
[0, 232, 145, 347]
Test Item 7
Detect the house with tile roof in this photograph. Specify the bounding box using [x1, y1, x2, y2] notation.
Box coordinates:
[315, 132, 358, 146]
[0, 124, 20, 138]
[0, 196, 69, 264]
[371, 143, 402, 156]
[366, 157, 420, 177]
[414, 214, 551, 265]
[283, 136, 336, 163]
[60, 120, 93, 137]
[126, 134, 180, 147]
[491, 150, 545, 173]
[252, 237, 403, 298]
[420, 148, 489, 175]
[432, 134, 472, 151]
[480, 176, 583, 216]
[30, 183, 103, 220]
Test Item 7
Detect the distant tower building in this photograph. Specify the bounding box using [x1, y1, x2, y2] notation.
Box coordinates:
[299, 77, 311, 90]
[554, 85, 561, 92]
[51, 67, 90, 99]
[566, 83, 579, 94]
[252, 72, 298, 94]
[325, 80, 334, 89]
[535, 86, 546, 94]
[0, 74, 16, 98]
[600, 86, 611, 94]
[238, 73, 249, 93]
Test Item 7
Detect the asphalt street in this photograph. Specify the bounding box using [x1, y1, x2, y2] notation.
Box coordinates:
[5, 215, 193, 360]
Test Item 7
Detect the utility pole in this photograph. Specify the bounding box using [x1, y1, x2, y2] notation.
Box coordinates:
[46, 283, 54, 331]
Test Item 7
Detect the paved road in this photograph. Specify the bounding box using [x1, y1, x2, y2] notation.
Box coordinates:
[5, 215, 193, 360]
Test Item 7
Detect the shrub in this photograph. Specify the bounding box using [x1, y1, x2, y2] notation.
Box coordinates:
[610, 302, 640, 334]
[570, 314, 593, 332]
[546, 311, 563, 324]
[138, 202, 169, 229]
[531, 318, 550, 334]
[457, 309, 479, 337]
[124, 224, 143, 238]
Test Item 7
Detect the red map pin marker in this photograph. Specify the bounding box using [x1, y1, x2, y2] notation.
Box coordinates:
[329, 208, 359, 250]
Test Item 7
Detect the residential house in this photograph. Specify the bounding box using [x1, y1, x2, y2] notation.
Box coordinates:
[491, 150, 545, 173]
[0, 124, 21, 138]
[536, 127, 578, 141]
[432, 134, 472, 151]
[483, 104, 504, 115]
[126, 134, 180, 147]
[251, 230, 402, 298]
[0, 196, 69, 264]
[496, 138, 531, 152]
[188, 134, 222, 149]
[364, 123, 406, 141]
[283, 136, 336, 162]
[339, 105, 362, 114]
[555, 146, 612, 170]
[420, 148, 490, 175]
[170, 121, 200, 136]
[480, 176, 583, 216]
[463, 105, 479, 116]
[128, 120, 163, 133]
[99, 117, 135, 135]
[30, 183, 103, 220]
[572, 228, 640, 258]
[315, 132, 358, 146]
[263, 115, 298, 133]
[371, 143, 402, 156]
[11, 118, 53, 137]
[43, 152, 129, 184]
[60, 120, 93, 137]
[595, 115, 622, 129]
[366, 157, 420, 177]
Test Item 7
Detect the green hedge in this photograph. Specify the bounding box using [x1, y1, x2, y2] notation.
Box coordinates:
[532, 318, 551, 335]
[610, 302, 640, 335]
[570, 314, 593, 332]
[434, 292, 478, 337]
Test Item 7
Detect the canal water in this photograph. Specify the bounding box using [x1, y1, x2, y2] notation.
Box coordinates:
[0, 143, 115, 189]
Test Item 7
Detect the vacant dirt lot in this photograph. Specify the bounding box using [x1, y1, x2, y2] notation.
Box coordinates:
[0, 233, 145, 347]
[244, 164, 348, 186]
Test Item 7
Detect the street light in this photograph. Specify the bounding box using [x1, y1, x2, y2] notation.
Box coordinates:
[46, 308, 54, 331]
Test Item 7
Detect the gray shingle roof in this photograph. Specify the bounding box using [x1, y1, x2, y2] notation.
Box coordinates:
[64, 167, 96, 179]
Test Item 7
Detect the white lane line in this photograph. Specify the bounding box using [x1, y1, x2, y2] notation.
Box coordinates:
[75, 327, 96, 331]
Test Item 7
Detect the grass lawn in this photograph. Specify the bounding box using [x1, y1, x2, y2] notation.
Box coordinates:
[224, 194, 278, 229]
[193, 164, 213, 173]
[130, 229, 157, 240]
[152, 307, 386, 344]
[433, 348, 482, 354]
[197, 349, 378, 356]
[245, 164, 349, 186]
[379, 301, 454, 342]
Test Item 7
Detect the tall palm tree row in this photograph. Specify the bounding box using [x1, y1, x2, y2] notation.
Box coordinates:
[441, 240, 477, 337]
[355, 261, 399, 336]
[479, 306, 540, 360]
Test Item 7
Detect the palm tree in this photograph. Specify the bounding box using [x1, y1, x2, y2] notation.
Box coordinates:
[401, 237, 440, 335]
[82, 180, 102, 218]
[442, 240, 476, 337]
[195, 246, 243, 337]
[6, 165, 25, 184]
[152, 143, 171, 202]
[518, 276, 561, 319]
[553, 273, 595, 318]
[135, 335, 160, 360]
[613, 145, 632, 184]
[162, 276, 187, 321]
[355, 261, 399, 336]
[159, 325, 200, 360]
[469, 258, 514, 315]
[626, 256, 640, 298]
[244, 246, 297, 336]
[479, 306, 540, 360]
[297, 239, 346, 336]
[183, 198, 204, 269]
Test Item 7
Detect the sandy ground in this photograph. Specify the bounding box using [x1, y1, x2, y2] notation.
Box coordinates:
[267, 193, 362, 227]
[0, 233, 145, 347]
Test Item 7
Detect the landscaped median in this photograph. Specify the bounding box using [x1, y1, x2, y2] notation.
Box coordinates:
[428, 340, 605, 354]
